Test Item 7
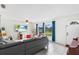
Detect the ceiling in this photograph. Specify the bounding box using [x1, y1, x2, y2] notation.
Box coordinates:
[1, 4, 79, 22]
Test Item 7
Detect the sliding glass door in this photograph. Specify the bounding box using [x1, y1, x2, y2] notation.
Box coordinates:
[38, 23, 43, 33]
[45, 22, 52, 41]
[36, 21, 56, 42]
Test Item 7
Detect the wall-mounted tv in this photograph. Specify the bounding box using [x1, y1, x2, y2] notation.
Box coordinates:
[15, 24, 28, 32]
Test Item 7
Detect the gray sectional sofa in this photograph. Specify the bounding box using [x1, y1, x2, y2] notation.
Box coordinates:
[0, 37, 49, 55]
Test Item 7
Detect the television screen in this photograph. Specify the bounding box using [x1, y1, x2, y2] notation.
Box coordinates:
[15, 24, 28, 32]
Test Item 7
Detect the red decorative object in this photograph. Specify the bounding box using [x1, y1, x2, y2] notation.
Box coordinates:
[26, 35, 31, 38]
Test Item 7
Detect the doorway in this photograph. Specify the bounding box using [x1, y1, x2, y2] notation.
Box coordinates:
[45, 21, 56, 42]
[36, 21, 56, 42]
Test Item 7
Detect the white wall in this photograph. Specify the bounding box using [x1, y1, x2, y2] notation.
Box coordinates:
[67, 25, 79, 45]
[55, 14, 79, 45]
[55, 17, 67, 44]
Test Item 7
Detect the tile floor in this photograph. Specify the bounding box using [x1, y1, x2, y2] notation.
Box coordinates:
[36, 41, 68, 55]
